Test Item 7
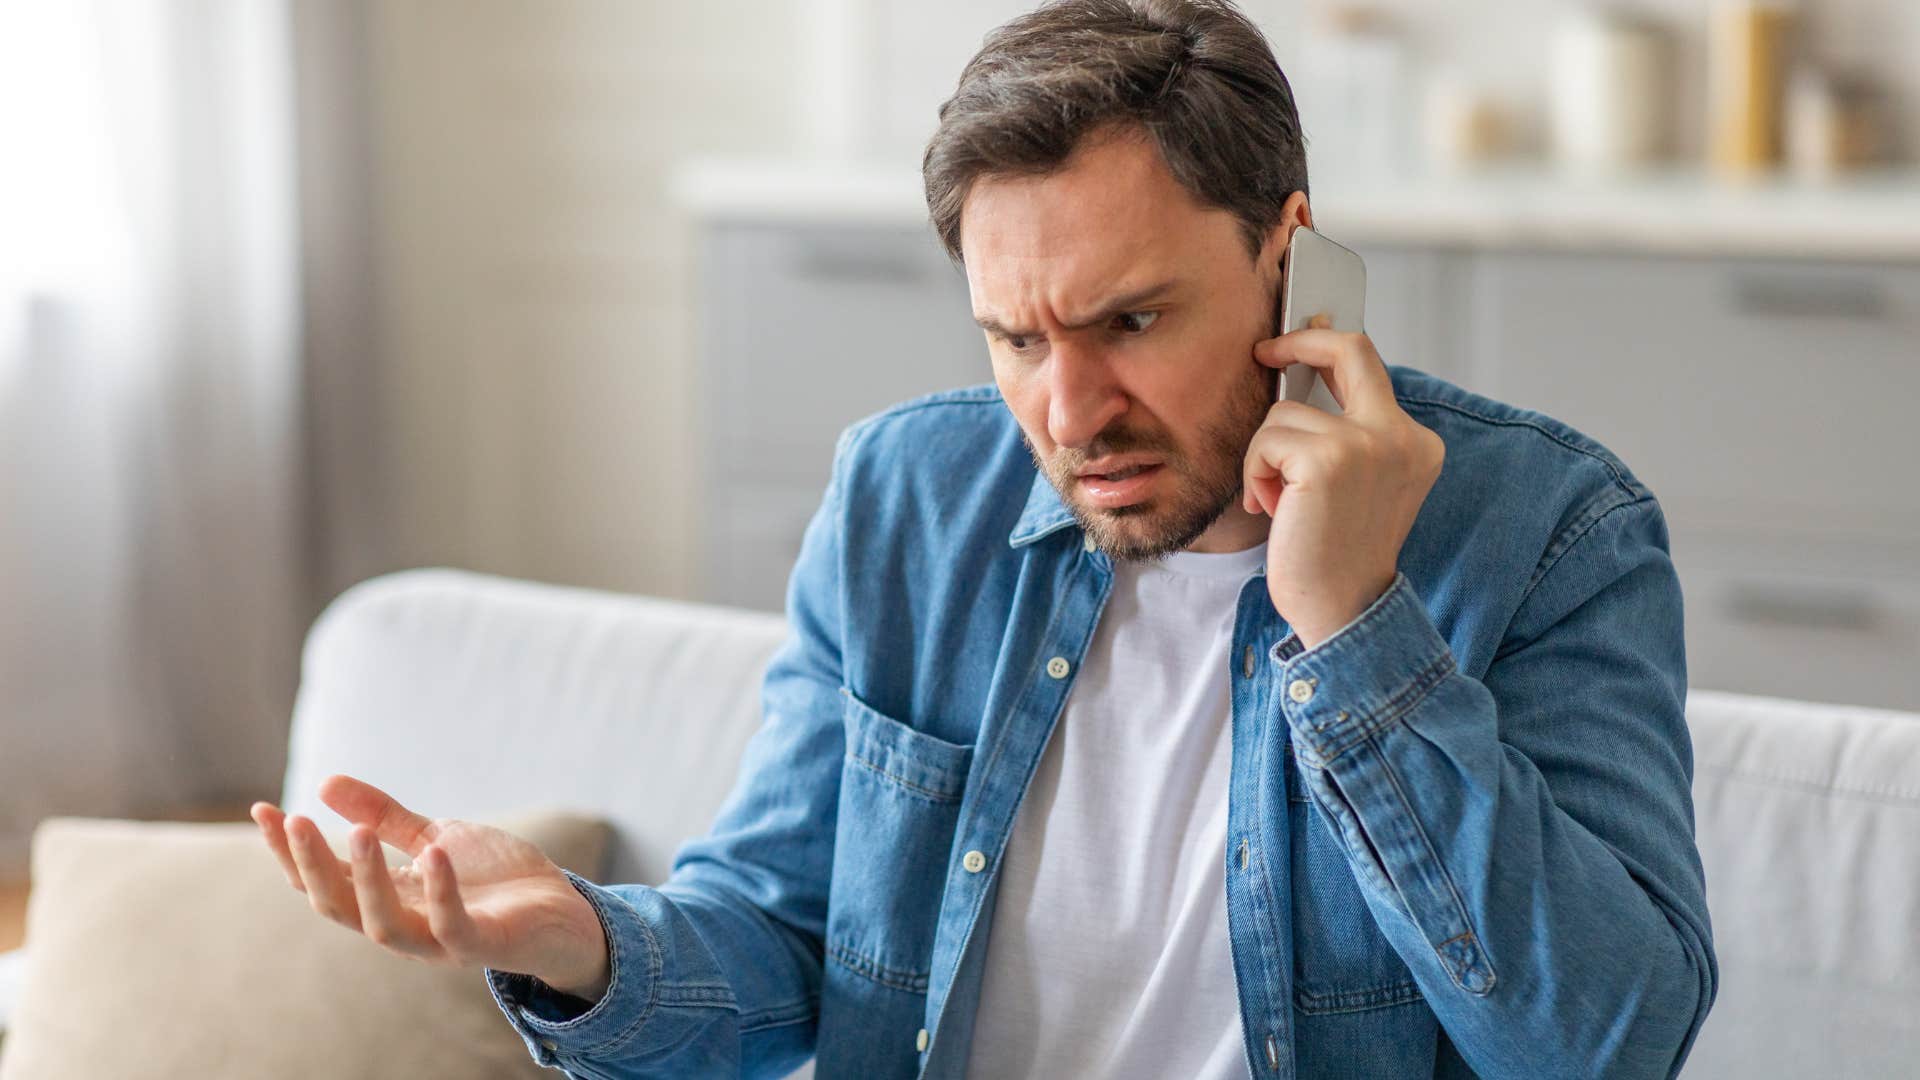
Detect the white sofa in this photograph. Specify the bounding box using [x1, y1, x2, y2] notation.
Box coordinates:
[4, 567, 1918, 1076]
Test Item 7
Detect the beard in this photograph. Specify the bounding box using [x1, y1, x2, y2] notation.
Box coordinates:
[1027, 361, 1276, 564]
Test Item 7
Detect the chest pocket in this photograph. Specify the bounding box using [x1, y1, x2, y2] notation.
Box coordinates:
[827, 688, 974, 993]
[1286, 744, 1426, 1014]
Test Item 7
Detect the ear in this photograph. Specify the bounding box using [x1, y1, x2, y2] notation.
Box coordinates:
[1257, 192, 1313, 272]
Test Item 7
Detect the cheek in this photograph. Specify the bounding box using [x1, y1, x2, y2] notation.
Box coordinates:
[993, 369, 1054, 454]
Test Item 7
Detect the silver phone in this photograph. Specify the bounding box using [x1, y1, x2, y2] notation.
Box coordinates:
[1275, 226, 1367, 414]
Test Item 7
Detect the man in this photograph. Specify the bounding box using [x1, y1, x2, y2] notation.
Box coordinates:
[252, 1, 1717, 1076]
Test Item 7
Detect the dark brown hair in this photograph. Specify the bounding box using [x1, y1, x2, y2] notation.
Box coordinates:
[923, 0, 1309, 266]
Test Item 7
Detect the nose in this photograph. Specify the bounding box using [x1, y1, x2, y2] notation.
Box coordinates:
[1045, 339, 1126, 453]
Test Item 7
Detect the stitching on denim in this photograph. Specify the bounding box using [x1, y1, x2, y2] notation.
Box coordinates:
[972, 558, 1082, 797]
[1249, 685, 1291, 1040]
[1295, 978, 1425, 1015]
[826, 939, 932, 992]
[929, 559, 1103, 1027]
[1396, 394, 1640, 498]
[1511, 495, 1657, 634]
[738, 996, 820, 1034]
[583, 882, 669, 1056]
[1308, 649, 1455, 765]
[1372, 740, 1498, 996]
[845, 750, 966, 804]
[652, 984, 738, 1008]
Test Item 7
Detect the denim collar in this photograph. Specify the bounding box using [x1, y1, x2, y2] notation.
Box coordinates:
[1007, 468, 1080, 548]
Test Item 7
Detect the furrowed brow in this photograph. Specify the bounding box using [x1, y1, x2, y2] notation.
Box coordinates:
[974, 280, 1177, 338]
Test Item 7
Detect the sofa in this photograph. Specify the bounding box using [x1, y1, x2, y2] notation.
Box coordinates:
[2, 566, 1916, 1076]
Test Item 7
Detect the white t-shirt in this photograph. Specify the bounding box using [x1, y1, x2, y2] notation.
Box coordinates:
[964, 541, 1265, 1079]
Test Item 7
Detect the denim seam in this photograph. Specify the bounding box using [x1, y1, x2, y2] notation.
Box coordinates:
[826, 939, 932, 992]
[1396, 394, 1640, 499]
[1510, 495, 1656, 632]
[544, 878, 667, 1057]
[969, 556, 1079, 799]
[1294, 978, 1426, 1015]
[926, 553, 1101, 1033]
[1304, 649, 1456, 766]
[738, 995, 820, 1034]
[1249, 680, 1291, 1046]
[845, 751, 966, 804]
[1369, 732, 1499, 997]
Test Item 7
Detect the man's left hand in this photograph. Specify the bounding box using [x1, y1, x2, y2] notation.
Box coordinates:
[1244, 317, 1445, 650]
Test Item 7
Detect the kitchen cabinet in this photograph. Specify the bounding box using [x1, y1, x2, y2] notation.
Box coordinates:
[692, 220, 1920, 709]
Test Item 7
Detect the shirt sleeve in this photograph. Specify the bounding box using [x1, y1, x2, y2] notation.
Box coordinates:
[483, 425, 864, 1079]
[1269, 493, 1717, 1078]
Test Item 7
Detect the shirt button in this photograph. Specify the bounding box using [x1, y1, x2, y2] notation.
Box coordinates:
[1046, 656, 1071, 679]
[1266, 1032, 1282, 1069]
[1083, 533, 1097, 552]
[539, 1039, 557, 1054]
[1238, 838, 1250, 870]
[1242, 644, 1255, 678]
[962, 849, 987, 873]
[917, 1028, 930, 1052]
[1288, 678, 1315, 703]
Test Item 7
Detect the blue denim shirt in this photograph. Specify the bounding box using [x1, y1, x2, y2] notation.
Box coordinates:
[486, 366, 1717, 1079]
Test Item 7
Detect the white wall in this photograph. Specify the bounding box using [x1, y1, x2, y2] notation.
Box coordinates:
[359, 0, 800, 599]
[349, 0, 1916, 603]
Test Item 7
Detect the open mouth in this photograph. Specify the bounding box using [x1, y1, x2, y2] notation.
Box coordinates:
[1079, 463, 1164, 508]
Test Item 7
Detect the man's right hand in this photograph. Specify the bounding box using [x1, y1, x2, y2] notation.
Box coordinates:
[251, 774, 612, 1002]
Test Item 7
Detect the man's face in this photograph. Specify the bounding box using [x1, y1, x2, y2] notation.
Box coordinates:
[961, 127, 1291, 562]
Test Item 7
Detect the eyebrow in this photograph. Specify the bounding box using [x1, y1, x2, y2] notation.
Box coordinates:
[973, 279, 1178, 339]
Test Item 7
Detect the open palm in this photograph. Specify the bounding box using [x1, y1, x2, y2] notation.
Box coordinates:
[251, 774, 607, 995]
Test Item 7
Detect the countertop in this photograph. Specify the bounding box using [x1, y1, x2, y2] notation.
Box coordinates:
[671, 157, 1920, 261]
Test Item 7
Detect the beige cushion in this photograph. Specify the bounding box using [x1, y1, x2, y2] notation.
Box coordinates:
[0, 811, 609, 1079]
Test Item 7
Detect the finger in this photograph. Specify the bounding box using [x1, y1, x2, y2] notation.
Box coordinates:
[286, 814, 362, 930]
[1253, 328, 1393, 417]
[420, 845, 484, 962]
[1240, 402, 1338, 516]
[318, 774, 440, 857]
[349, 826, 444, 959]
[251, 802, 305, 892]
[1242, 426, 1316, 517]
[1262, 397, 1342, 435]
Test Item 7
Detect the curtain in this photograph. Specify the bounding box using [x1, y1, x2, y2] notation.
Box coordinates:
[0, 0, 306, 873]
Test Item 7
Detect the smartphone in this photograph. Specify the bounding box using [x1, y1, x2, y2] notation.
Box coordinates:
[1275, 227, 1367, 414]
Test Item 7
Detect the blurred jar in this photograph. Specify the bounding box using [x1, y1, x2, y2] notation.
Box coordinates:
[1425, 73, 1512, 172]
[1708, 0, 1798, 174]
[1549, 8, 1671, 172]
[1297, 6, 1410, 181]
[1785, 67, 1882, 178]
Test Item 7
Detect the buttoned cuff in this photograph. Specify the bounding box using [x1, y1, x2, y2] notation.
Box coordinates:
[485, 869, 660, 1066]
[1268, 571, 1457, 766]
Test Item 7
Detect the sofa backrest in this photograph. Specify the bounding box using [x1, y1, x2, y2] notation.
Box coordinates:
[1680, 688, 1920, 1078]
[283, 568, 787, 886]
[286, 569, 1920, 1076]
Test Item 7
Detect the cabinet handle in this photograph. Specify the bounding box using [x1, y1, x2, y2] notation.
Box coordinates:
[793, 246, 927, 284]
[1729, 275, 1889, 321]
[1721, 581, 1881, 631]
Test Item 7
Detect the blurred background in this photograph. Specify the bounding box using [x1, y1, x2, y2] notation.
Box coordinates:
[1, 0, 1917, 951]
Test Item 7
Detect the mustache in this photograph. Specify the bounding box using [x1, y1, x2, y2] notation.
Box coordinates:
[1037, 430, 1173, 474]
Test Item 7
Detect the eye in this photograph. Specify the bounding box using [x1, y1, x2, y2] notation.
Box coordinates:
[1112, 311, 1159, 334]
